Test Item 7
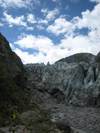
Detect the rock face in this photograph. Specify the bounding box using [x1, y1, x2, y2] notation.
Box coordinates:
[0, 33, 29, 126]
[57, 53, 95, 64]
[25, 52, 100, 107]
[25, 52, 100, 133]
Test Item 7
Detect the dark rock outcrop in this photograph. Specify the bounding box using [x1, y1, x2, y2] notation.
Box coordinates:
[0, 33, 29, 126]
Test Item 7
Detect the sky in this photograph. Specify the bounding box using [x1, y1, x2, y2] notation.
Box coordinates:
[0, 0, 100, 64]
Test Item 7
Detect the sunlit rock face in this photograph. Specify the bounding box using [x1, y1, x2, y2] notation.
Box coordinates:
[25, 53, 100, 133]
[25, 52, 100, 107]
[24, 52, 100, 133]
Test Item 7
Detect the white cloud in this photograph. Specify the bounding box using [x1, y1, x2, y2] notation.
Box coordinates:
[0, 0, 40, 9]
[47, 3, 100, 38]
[2, 12, 39, 30]
[59, 35, 99, 55]
[13, 37, 67, 64]
[27, 13, 48, 27]
[3, 12, 27, 27]
[47, 17, 74, 35]
[90, 0, 100, 3]
[14, 34, 53, 54]
[26, 26, 34, 31]
[46, 9, 59, 20]
[0, 22, 3, 27]
[41, 8, 59, 21]
[14, 34, 68, 64]
[75, 4, 100, 30]
[0, 0, 30, 8]
[14, 48, 46, 64]
[2, 11, 49, 29]
[41, 9, 48, 15]
[36, 25, 45, 30]
[38, 19, 48, 25]
[27, 14, 37, 24]
[11, 3, 100, 64]
[74, 3, 100, 43]
[13, 31, 100, 65]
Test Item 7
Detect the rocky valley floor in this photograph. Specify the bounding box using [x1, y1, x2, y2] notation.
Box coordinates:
[51, 105, 100, 133]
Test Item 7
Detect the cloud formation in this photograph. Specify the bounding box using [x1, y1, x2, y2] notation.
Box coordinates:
[41, 8, 59, 21]
[90, 0, 100, 3]
[0, 0, 100, 64]
[47, 17, 74, 35]
[13, 3, 100, 64]
[2, 12, 45, 30]
[0, 22, 3, 27]
[3, 12, 27, 27]
[14, 35, 53, 53]
[27, 14, 37, 24]
[14, 48, 46, 64]
[46, 9, 59, 20]
[0, 0, 40, 8]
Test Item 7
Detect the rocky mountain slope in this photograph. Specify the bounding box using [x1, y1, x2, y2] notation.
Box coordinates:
[0, 33, 100, 133]
[0, 33, 29, 125]
[0, 33, 64, 133]
[26, 52, 100, 107]
[25, 51, 100, 132]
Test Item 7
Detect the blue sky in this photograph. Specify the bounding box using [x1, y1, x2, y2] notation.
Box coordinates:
[0, 0, 100, 64]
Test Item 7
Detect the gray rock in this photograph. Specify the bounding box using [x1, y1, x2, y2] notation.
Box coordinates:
[24, 52, 100, 133]
[25, 52, 100, 106]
